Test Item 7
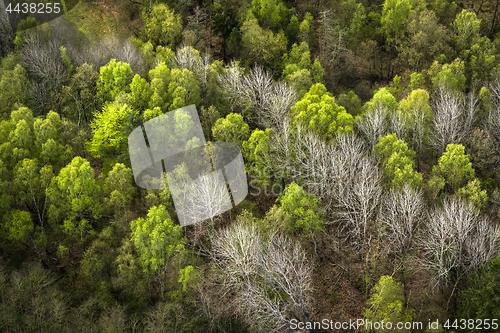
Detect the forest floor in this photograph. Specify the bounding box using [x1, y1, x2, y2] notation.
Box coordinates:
[65, 0, 134, 38]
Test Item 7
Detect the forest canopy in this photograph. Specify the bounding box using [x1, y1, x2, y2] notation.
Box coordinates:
[1, 0, 500, 332]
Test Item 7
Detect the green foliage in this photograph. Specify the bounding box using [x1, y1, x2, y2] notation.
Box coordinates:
[459, 257, 500, 332]
[250, 0, 289, 30]
[148, 63, 201, 112]
[337, 90, 363, 116]
[243, 128, 272, 187]
[278, 182, 323, 237]
[200, 105, 221, 141]
[62, 63, 100, 125]
[381, 0, 425, 49]
[172, 265, 200, 300]
[143, 4, 183, 48]
[87, 102, 136, 158]
[283, 42, 324, 97]
[453, 10, 481, 53]
[409, 72, 425, 90]
[211, 0, 239, 40]
[285, 14, 300, 46]
[428, 58, 466, 91]
[46, 156, 100, 241]
[464, 128, 499, 180]
[364, 87, 399, 112]
[399, 9, 450, 71]
[212, 113, 250, 147]
[129, 74, 153, 111]
[14, 158, 54, 225]
[168, 69, 201, 110]
[1, 210, 33, 244]
[0, 108, 72, 171]
[240, 18, 287, 70]
[0, 64, 28, 119]
[399, 89, 432, 116]
[430, 144, 474, 193]
[457, 179, 487, 209]
[363, 275, 414, 332]
[130, 205, 185, 275]
[103, 163, 136, 215]
[374, 134, 423, 189]
[97, 59, 134, 103]
[291, 83, 353, 139]
[299, 12, 313, 43]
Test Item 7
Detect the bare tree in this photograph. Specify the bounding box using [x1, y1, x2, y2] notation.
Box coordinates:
[381, 185, 425, 265]
[418, 197, 499, 290]
[380, 185, 425, 294]
[218, 63, 296, 130]
[174, 46, 211, 91]
[209, 222, 316, 333]
[465, 216, 500, 270]
[355, 103, 388, 149]
[333, 155, 382, 291]
[389, 110, 407, 141]
[407, 104, 428, 171]
[258, 81, 297, 131]
[218, 61, 244, 113]
[182, 171, 232, 243]
[430, 85, 477, 154]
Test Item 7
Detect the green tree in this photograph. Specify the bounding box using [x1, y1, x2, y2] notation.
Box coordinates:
[0, 64, 28, 119]
[363, 87, 399, 113]
[453, 10, 481, 54]
[168, 69, 201, 110]
[97, 59, 134, 103]
[250, 0, 289, 30]
[243, 128, 272, 187]
[337, 90, 363, 117]
[62, 63, 100, 126]
[363, 275, 414, 332]
[46, 156, 100, 242]
[212, 113, 250, 148]
[129, 74, 153, 111]
[374, 134, 423, 189]
[299, 12, 313, 43]
[399, 10, 449, 71]
[240, 18, 287, 71]
[283, 42, 324, 97]
[130, 205, 185, 292]
[148, 63, 201, 112]
[1, 210, 33, 245]
[33, 111, 72, 167]
[14, 158, 53, 227]
[381, 0, 425, 52]
[428, 58, 466, 92]
[200, 105, 221, 141]
[429, 144, 474, 194]
[399, 89, 433, 169]
[103, 163, 136, 216]
[459, 257, 500, 332]
[143, 4, 183, 48]
[291, 83, 354, 139]
[149, 62, 172, 112]
[456, 179, 488, 209]
[0, 107, 35, 170]
[278, 182, 323, 259]
[87, 103, 136, 158]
